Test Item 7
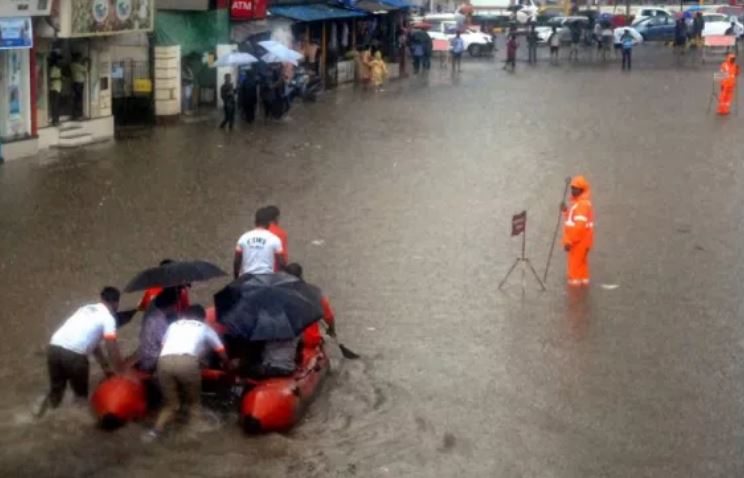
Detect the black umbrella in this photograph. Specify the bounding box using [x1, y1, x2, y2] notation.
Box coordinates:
[215, 273, 323, 342]
[124, 260, 227, 293]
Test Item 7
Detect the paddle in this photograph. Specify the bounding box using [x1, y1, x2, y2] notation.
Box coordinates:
[325, 325, 360, 360]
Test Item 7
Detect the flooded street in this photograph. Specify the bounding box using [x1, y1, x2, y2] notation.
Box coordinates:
[3, 45, 744, 477]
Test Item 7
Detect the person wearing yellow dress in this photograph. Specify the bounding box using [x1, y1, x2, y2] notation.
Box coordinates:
[369, 51, 388, 92]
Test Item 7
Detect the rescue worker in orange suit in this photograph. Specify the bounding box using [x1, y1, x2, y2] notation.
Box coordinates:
[562, 176, 594, 286]
[284, 263, 336, 348]
[718, 53, 740, 116]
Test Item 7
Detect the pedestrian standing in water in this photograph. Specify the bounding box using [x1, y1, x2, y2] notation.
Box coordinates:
[451, 31, 465, 73]
[548, 26, 561, 64]
[568, 22, 581, 61]
[527, 23, 539, 65]
[370, 51, 389, 92]
[239, 69, 258, 124]
[411, 39, 425, 74]
[219, 73, 236, 131]
[563, 176, 594, 287]
[504, 34, 519, 71]
[620, 29, 635, 71]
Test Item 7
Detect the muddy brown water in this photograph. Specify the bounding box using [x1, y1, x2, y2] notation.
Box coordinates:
[2, 46, 744, 477]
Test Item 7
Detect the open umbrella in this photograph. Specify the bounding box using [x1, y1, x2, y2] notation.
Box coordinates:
[215, 273, 323, 342]
[214, 52, 258, 67]
[124, 260, 227, 293]
[258, 40, 305, 61]
[261, 53, 299, 66]
[613, 27, 643, 44]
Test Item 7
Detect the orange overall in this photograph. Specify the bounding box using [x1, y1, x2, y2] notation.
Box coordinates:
[563, 176, 594, 286]
[718, 54, 740, 116]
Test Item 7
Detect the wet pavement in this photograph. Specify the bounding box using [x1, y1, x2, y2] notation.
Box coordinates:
[2, 44, 744, 477]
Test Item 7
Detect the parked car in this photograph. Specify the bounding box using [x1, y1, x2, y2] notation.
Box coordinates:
[633, 16, 676, 42]
[424, 17, 496, 56]
[631, 7, 673, 26]
[702, 13, 744, 36]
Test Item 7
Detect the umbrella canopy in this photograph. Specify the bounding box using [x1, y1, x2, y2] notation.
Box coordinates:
[613, 27, 643, 44]
[215, 273, 323, 342]
[258, 41, 304, 64]
[124, 260, 227, 293]
[214, 52, 258, 67]
[261, 52, 299, 66]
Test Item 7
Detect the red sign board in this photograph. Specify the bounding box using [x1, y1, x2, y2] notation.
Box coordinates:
[231, 0, 267, 20]
[511, 211, 526, 237]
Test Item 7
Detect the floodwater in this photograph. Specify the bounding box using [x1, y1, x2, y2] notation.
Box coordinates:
[2, 44, 744, 477]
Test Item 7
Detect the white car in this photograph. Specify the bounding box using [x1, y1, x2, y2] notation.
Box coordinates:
[702, 13, 744, 37]
[631, 7, 673, 26]
[426, 21, 495, 56]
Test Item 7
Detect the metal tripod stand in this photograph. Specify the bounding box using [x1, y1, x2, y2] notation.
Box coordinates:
[498, 218, 546, 291]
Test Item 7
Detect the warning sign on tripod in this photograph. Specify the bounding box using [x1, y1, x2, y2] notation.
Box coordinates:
[511, 211, 526, 237]
[498, 210, 545, 291]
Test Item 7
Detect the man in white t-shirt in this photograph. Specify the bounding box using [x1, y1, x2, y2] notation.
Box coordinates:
[143, 305, 230, 442]
[45, 287, 124, 409]
[233, 207, 285, 279]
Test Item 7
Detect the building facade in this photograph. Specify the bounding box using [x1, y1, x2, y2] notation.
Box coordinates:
[0, 0, 52, 161]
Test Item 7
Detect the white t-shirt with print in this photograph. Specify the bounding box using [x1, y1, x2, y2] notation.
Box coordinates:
[235, 227, 283, 275]
[159, 319, 225, 358]
[50, 303, 117, 355]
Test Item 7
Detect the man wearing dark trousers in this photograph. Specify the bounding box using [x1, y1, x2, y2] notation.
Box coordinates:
[219, 73, 236, 131]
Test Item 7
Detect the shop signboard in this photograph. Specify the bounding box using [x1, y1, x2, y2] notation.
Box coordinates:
[0, 0, 52, 17]
[0, 17, 33, 49]
[230, 0, 267, 21]
[69, 0, 155, 37]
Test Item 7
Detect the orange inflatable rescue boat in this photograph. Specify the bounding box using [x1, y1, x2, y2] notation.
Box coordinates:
[240, 344, 329, 433]
[91, 309, 330, 432]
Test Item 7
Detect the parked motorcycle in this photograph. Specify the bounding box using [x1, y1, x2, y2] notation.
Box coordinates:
[289, 66, 323, 103]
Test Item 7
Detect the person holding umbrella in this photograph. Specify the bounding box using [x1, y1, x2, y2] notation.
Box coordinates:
[137, 259, 190, 312]
[214, 272, 325, 378]
[285, 263, 336, 348]
[130, 287, 180, 374]
[239, 69, 258, 124]
[620, 29, 636, 71]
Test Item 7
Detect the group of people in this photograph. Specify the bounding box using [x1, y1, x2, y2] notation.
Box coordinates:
[218, 63, 297, 131]
[358, 46, 390, 92]
[41, 205, 336, 442]
[48, 52, 88, 126]
[521, 22, 639, 70]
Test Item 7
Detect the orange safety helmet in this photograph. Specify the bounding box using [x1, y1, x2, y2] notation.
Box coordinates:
[570, 175, 590, 191]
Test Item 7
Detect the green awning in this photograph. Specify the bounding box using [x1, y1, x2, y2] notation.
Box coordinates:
[154, 9, 230, 57]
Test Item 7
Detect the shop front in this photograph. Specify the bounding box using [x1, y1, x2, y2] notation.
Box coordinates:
[34, 0, 155, 147]
[0, 16, 34, 160]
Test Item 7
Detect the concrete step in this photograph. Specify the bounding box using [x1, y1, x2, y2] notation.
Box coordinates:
[59, 131, 90, 140]
[56, 132, 94, 149]
[58, 124, 83, 133]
